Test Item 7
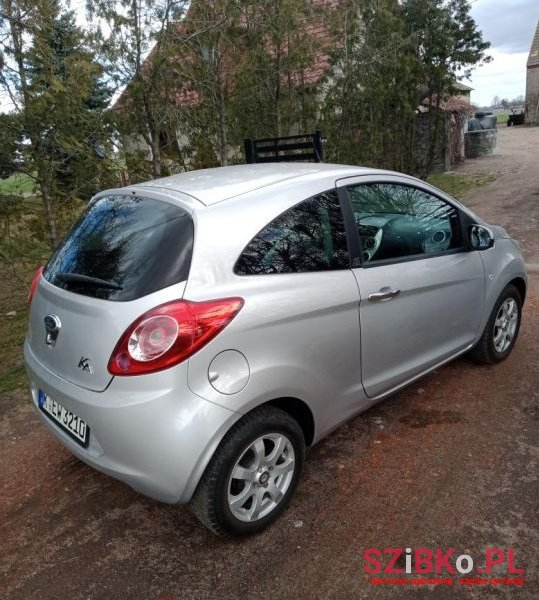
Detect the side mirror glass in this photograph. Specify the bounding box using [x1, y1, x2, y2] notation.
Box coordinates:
[469, 224, 494, 250]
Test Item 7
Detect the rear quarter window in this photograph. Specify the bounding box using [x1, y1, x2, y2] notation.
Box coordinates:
[234, 190, 349, 275]
[44, 195, 193, 301]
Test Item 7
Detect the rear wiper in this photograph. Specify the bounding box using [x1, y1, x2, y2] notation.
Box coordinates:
[56, 272, 123, 290]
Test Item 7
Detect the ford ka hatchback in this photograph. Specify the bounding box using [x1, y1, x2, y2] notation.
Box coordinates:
[24, 163, 527, 536]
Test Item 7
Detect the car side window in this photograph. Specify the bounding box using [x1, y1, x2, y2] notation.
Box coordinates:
[346, 183, 463, 263]
[234, 190, 349, 275]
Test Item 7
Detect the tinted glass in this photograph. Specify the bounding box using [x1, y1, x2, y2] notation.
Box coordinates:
[347, 183, 462, 263]
[235, 190, 349, 275]
[44, 195, 193, 301]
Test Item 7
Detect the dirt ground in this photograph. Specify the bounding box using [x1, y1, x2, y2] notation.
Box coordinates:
[456, 127, 539, 273]
[1, 127, 538, 600]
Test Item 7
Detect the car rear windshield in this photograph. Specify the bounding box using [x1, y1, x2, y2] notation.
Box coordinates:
[44, 194, 193, 301]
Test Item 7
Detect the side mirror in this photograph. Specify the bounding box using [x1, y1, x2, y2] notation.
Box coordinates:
[469, 224, 494, 250]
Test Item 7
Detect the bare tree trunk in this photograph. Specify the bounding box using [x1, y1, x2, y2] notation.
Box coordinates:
[6, 0, 59, 247]
[218, 92, 228, 167]
[132, 0, 163, 179]
[216, 59, 228, 166]
[425, 81, 442, 177]
[39, 170, 58, 247]
[149, 133, 162, 179]
[274, 46, 282, 137]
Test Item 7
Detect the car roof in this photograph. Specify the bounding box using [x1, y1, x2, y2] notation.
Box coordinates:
[131, 163, 375, 206]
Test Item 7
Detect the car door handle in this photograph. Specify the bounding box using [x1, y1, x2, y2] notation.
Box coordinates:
[368, 287, 401, 302]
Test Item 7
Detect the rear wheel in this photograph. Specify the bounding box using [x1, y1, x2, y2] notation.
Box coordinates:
[191, 406, 305, 537]
[470, 284, 522, 364]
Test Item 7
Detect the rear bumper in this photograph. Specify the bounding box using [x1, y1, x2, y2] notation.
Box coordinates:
[24, 341, 241, 503]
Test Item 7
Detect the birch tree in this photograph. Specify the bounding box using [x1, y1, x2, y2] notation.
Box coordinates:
[0, 0, 114, 246]
[89, 0, 192, 179]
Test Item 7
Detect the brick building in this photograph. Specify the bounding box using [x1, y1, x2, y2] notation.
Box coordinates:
[525, 20, 539, 125]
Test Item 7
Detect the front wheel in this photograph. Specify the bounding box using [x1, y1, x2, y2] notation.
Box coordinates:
[470, 284, 522, 364]
[191, 406, 305, 537]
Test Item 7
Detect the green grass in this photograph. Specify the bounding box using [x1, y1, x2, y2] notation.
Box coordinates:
[0, 198, 83, 393]
[427, 172, 496, 199]
[0, 267, 33, 393]
[496, 112, 509, 124]
[0, 173, 36, 194]
[0, 364, 27, 394]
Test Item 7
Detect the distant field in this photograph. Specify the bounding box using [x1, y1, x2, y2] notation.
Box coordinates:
[496, 112, 509, 124]
[0, 173, 35, 194]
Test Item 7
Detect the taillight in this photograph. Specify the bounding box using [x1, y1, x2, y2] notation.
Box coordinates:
[108, 297, 244, 376]
[28, 266, 44, 304]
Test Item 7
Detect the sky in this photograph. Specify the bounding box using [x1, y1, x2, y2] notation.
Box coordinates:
[468, 0, 538, 106]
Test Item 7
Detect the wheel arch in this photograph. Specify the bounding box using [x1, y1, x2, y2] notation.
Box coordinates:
[183, 396, 315, 504]
[507, 276, 526, 304]
[265, 397, 315, 447]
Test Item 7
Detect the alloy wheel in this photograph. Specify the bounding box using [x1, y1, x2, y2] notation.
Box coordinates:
[493, 297, 519, 353]
[227, 433, 295, 522]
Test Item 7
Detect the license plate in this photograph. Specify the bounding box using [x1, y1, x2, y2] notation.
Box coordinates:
[38, 389, 89, 447]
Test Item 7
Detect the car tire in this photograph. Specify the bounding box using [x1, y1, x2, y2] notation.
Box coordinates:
[470, 284, 522, 364]
[191, 405, 305, 537]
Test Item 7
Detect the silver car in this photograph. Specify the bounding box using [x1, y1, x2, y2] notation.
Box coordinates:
[24, 163, 526, 536]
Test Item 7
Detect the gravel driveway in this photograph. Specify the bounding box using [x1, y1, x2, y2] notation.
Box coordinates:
[1, 127, 538, 600]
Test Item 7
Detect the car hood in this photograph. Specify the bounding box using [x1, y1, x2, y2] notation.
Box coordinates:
[490, 224, 511, 239]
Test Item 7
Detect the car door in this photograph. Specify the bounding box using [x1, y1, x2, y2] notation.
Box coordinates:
[337, 176, 486, 398]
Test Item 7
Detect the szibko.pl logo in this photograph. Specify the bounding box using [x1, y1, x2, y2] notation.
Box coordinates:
[364, 547, 525, 587]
